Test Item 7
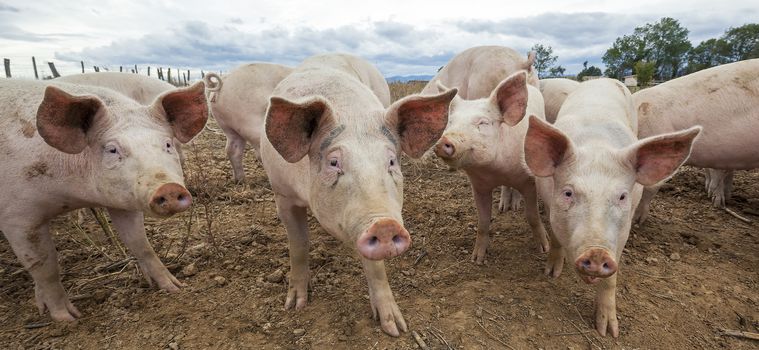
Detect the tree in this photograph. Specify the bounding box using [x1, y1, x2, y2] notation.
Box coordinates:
[723, 23, 759, 61]
[685, 23, 758, 74]
[531, 44, 558, 78]
[603, 17, 691, 80]
[686, 38, 731, 73]
[634, 61, 656, 87]
[577, 61, 602, 81]
[548, 65, 566, 77]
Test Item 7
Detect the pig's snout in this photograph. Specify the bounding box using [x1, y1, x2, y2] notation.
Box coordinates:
[150, 183, 192, 216]
[356, 218, 411, 260]
[434, 137, 456, 159]
[574, 248, 617, 284]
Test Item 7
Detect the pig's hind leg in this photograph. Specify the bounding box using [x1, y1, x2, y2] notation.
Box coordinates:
[275, 196, 310, 310]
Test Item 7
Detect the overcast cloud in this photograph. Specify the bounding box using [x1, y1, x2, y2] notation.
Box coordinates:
[1, 0, 757, 77]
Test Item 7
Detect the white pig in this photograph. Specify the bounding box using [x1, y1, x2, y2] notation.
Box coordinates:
[633, 59, 759, 223]
[432, 71, 551, 264]
[524, 78, 701, 337]
[539, 78, 580, 124]
[57, 72, 176, 105]
[260, 53, 456, 337]
[202, 63, 294, 182]
[422, 45, 539, 214]
[0, 79, 208, 321]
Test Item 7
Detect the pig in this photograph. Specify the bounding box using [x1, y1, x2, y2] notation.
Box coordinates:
[422, 45, 539, 214]
[431, 71, 550, 264]
[523, 78, 701, 337]
[57, 72, 176, 105]
[202, 63, 294, 183]
[539, 78, 580, 124]
[260, 53, 456, 336]
[632, 59, 759, 223]
[0, 79, 208, 321]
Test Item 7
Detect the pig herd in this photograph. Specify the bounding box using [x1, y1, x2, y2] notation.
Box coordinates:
[0, 45, 757, 339]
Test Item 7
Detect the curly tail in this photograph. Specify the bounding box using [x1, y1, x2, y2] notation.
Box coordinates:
[203, 72, 222, 102]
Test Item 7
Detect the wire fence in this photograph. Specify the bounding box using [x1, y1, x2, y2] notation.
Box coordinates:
[2, 56, 219, 87]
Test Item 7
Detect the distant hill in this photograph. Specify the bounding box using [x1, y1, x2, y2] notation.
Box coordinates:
[385, 75, 434, 83]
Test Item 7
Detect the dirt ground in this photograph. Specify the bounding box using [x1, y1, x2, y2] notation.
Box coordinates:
[1, 83, 758, 350]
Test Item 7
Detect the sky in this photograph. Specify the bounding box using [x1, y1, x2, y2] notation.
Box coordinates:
[1, 0, 757, 78]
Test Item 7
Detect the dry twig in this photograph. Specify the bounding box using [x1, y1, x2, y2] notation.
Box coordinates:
[411, 330, 429, 350]
[721, 329, 759, 341]
[724, 207, 752, 224]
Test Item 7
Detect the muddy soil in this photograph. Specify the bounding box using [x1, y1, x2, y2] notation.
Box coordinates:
[1, 86, 757, 349]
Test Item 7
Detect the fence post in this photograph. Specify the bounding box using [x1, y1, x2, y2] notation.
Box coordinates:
[201, 70, 205, 78]
[119, 66, 123, 72]
[147, 66, 151, 76]
[80, 61, 85, 73]
[32, 57, 39, 79]
[134, 64, 138, 74]
[94, 66, 100, 72]
[167, 68, 172, 84]
[186, 69, 190, 82]
[3, 58, 10, 78]
[182, 72, 187, 86]
[47, 62, 60, 78]
[158, 67, 163, 80]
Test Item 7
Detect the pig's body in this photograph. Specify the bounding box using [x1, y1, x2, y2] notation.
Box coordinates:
[423, 46, 538, 214]
[203, 63, 293, 182]
[633, 59, 759, 221]
[540, 78, 580, 124]
[524, 78, 700, 337]
[260, 53, 455, 336]
[433, 71, 550, 264]
[57, 72, 175, 105]
[0, 79, 208, 321]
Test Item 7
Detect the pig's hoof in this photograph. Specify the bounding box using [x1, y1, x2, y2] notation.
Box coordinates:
[154, 271, 184, 292]
[537, 238, 550, 254]
[595, 304, 619, 338]
[285, 283, 309, 310]
[371, 297, 407, 337]
[471, 250, 487, 265]
[711, 193, 726, 208]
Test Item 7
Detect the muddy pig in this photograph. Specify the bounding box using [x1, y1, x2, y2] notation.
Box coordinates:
[0, 79, 207, 321]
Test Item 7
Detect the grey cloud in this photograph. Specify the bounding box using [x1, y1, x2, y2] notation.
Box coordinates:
[0, 3, 19, 12]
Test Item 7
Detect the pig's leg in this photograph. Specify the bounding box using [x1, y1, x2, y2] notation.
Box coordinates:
[521, 186, 550, 253]
[361, 258, 407, 337]
[707, 169, 733, 208]
[472, 187, 493, 264]
[225, 131, 247, 183]
[633, 185, 660, 225]
[107, 208, 183, 291]
[4, 222, 81, 321]
[594, 273, 619, 337]
[498, 186, 523, 212]
[275, 197, 310, 310]
[704, 168, 713, 195]
[724, 170, 734, 201]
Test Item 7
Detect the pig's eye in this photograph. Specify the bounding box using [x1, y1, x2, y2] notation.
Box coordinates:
[329, 159, 338, 167]
[104, 144, 120, 155]
[563, 190, 573, 198]
[619, 192, 627, 201]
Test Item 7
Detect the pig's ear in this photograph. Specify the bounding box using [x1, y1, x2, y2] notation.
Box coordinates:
[386, 88, 457, 159]
[266, 95, 333, 163]
[154, 81, 209, 143]
[490, 70, 528, 126]
[524, 115, 572, 177]
[624, 126, 702, 186]
[36, 86, 105, 154]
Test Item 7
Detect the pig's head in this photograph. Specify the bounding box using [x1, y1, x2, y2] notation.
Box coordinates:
[434, 70, 528, 169]
[524, 116, 701, 284]
[266, 88, 457, 260]
[36, 82, 208, 217]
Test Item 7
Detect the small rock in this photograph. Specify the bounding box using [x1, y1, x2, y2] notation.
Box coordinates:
[401, 269, 415, 276]
[669, 252, 680, 261]
[293, 328, 306, 337]
[475, 308, 483, 317]
[645, 257, 658, 264]
[168, 342, 179, 350]
[266, 269, 284, 283]
[181, 263, 197, 277]
[652, 314, 659, 320]
[213, 276, 227, 286]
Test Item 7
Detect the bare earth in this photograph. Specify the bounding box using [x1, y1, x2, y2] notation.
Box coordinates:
[1, 83, 757, 349]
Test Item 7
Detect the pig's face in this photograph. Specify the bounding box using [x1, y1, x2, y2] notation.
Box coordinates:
[435, 71, 529, 169]
[266, 89, 457, 260]
[524, 116, 701, 284]
[36, 82, 208, 217]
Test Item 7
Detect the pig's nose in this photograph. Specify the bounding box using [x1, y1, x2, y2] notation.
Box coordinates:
[356, 218, 411, 260]
[150, 183, 192, 216]
[434, 137, 455, 159]
[574, 248, 617, 280]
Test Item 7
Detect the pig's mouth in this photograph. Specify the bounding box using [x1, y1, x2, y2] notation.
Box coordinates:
[580, 274, 602, 284]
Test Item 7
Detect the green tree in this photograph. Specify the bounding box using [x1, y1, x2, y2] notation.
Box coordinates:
[723, 23, 759, 60]
[634, 61, 656, 87]
[686, 38, 731, 73]
[577, 61, 602, 81]
[548, 65, 566, 77]
[603, 17, 691, 80]
[531, 43, 558, 78]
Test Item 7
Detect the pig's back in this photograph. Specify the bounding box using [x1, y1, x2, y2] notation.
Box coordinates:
[635, 59, 759, 168]
[57, 72, 174, 105]
[299, 54, 391, 107]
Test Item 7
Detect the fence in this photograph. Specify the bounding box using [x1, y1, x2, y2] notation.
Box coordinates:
[2, 56, 218, 87]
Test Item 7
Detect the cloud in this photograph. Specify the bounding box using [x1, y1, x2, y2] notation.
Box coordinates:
[0, 3, 19, 12]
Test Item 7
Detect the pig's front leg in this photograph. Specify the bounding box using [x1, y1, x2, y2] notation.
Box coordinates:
[361, 258, 407, 337]
[472, 187, 493, 264]
[705, 169, 733, 208]
[275, 197, 310, 310]
[633, 185, 659, 225]
[107, 208, 183, 291]
[498, 186, 522, 212]
[594, 273, 619, 337]
[521, 185, 550, 253]
[4, 222, 81, 321]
